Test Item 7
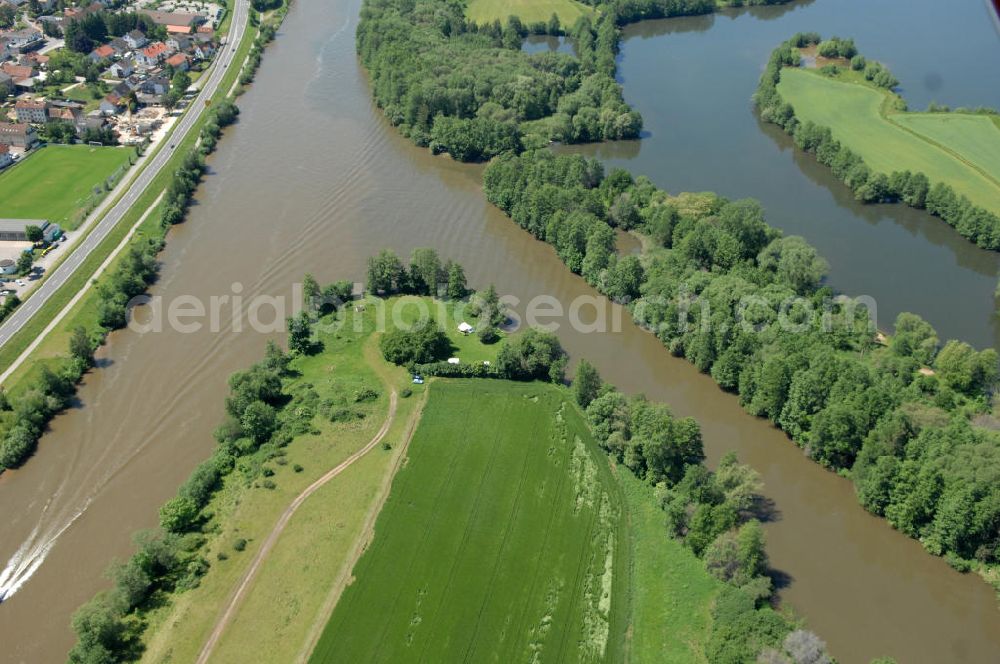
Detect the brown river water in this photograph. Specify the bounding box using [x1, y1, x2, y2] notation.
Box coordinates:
[2, 0, 1000, 662]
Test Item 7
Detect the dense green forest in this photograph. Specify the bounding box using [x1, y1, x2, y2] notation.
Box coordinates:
[756, 34, 1000, 250]
[356, 0, 638, 160]
[356, 0, 794, 160]
[484, 150, 1000, 575]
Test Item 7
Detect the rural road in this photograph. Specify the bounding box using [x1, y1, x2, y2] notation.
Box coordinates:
[0, 0, 251, 368]
[194, 388, 400, 664]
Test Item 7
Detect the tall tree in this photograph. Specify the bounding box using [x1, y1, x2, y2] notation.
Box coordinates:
[573, 359, 602, 408]
[446, 262, 467, 300]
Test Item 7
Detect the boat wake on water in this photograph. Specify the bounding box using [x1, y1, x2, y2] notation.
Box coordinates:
[0, 500, 91, 603]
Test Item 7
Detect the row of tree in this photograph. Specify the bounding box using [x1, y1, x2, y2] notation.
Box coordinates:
[240, 9, 284, 88]
[68, 340, 300, 662]
[365, 248, 468, 299]
[756, 34, 1000, 250]
[483, 148, 1000, 571]
[160, 100, 240, 226]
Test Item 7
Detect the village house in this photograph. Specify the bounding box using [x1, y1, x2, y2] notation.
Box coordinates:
[124, 29, 148, 50]
[1, 28, 43, 54]
[0, 71, 12, 97]
[0, 122, 38, 148]
[108, 58, 135, 79]
[14, 98, 47, 124]
[189, 41, 215, 60]
[108, 37, 128, 54]
[0, 144, 12, 170]
[48, 101, 83, 126]
[1, 62, 34, 82]
[36, 15, 66, 36]
[166, 34, 191, 52]
[88, 43, 116, 62]
[79, 112, 107, 134]
[165, 52, 188, 72]
[23, 51, 49, 68]
[136, 41, 171, 68]
[139, 10, 204, 32]
[99, 92, 125, 114]
[63, 2, 102, 20]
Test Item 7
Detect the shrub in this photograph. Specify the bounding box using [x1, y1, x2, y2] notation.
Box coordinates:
[380, 320, 451, 365]
[354, 387, 379, 403]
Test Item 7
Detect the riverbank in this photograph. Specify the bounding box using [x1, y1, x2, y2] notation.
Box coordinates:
[132, 298, 424, 663]
[0, 1, 279, 478]
[72, 277, 833, 662]
[484, 149, 1000, 601]
[6, 0, 1000, 662]
[757, 33, 1000, 249]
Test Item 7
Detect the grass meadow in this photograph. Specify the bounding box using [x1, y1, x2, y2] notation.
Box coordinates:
[0, 145, 135, 227]
[138, 303, 423, 663]
[777, 68, 1000, 214]
[617, 469, 719, 663]
[310, 378, 629, 663]
[465, 0, 592, 26]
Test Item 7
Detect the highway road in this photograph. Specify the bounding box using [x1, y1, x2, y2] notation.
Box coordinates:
[0, 0, 252, 369]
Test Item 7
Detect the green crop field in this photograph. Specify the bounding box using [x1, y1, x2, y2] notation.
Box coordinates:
[465, 0, 592, 26]
[893, 113, 1000, 182]
[777, 68, 1000, 214]
[310, 379, 628, 663]
[0, 145, 134, 227]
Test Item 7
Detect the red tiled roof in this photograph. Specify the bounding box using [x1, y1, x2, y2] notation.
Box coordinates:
[142, 42, 169, 58]
[1, 64, 33, 80]
[166, 53, 187, 67]
[15, 99, 45, 110]
[93, 44, 115, 58]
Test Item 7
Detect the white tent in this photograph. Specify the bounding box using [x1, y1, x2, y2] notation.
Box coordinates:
[447, 357, 460, 365]
[457, 321, 474, 334]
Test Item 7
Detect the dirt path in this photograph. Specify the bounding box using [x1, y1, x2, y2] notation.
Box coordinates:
[295, 384, 429, 662]
[193, 387, 399, 664]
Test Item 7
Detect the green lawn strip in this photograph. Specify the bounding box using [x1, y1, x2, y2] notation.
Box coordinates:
[617, 468, 719, 663]
[309, 379, 626, 663]
[0, 145, 135, 227]
[137, 307, 420, 663]
[465, 0, 592, 25]
[0, 19, 258, 428]
[216, 0, 235, 38]
[777, 68, 1000, 213]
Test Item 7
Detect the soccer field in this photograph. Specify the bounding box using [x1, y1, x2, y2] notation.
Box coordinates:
[310, 379, 628, 663]
[0, 145, 134, 228]
[777, 68, 1000, 214]
[465, 0, 592, 25]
